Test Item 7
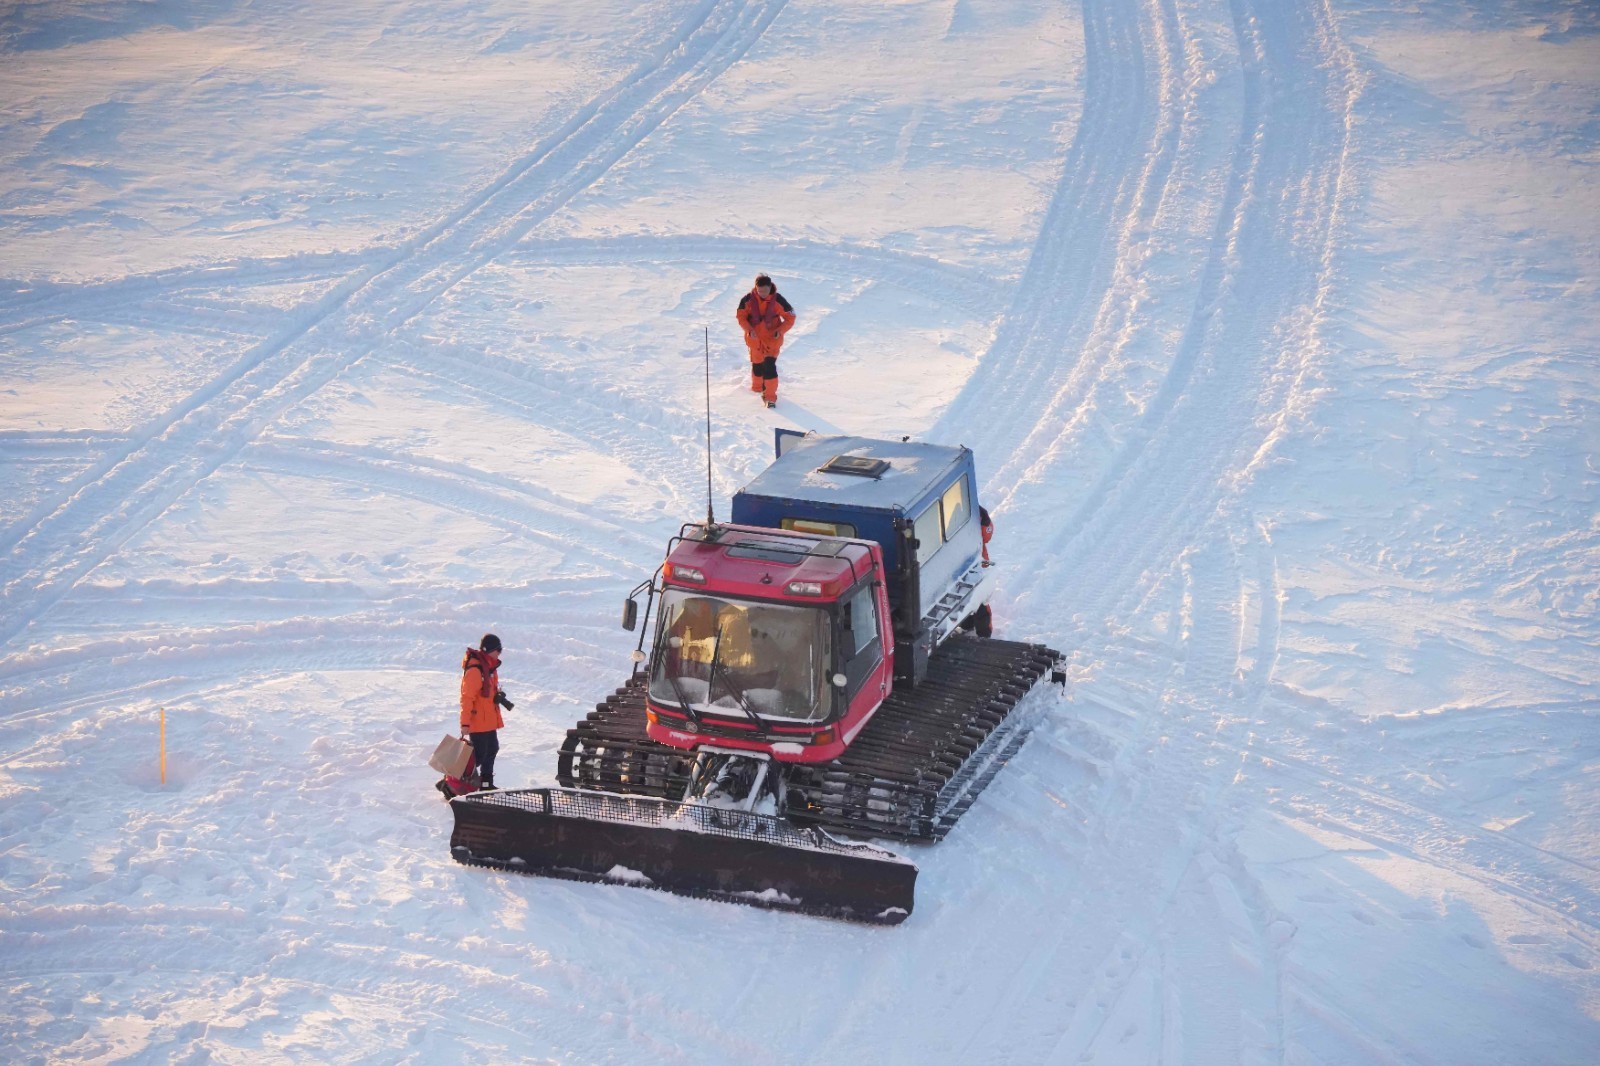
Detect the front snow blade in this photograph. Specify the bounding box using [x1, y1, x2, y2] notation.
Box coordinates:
[449, 788, 915, 924]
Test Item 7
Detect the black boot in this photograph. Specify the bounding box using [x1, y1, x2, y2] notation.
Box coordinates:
[478, 776, 497, 792]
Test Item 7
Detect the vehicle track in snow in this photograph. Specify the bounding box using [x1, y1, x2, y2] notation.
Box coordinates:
[1053, 0, 1361, 1041]
[1242, 516, 1283, 700]
[857, 0, 1364, 1060]
[0, 0, 790, 651]
[0, 824, 782, 1064]
[1015, 0, 1359, 637]
[806, 0, 1230, 1048]
[0, 251, 370, 337]
[878, 0, 1230, 1045]
[47, 297, 295, 345]
[0, 228, 1005, 339]
[1247, 733, 1600, 934]
[504, 234, 1011, 318]
[244, 439, 661, 562]
[930, 0, 1183, 462]
[6, 2, 1588, 1061]
[373, 340, 712, 517]
[956, 0, 1236, 1017]
[0, 225, 1001, 574]
[0, 605, 620, 730]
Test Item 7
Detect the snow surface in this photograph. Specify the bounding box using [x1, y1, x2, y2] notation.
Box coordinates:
[2, 0, 1597, 1062]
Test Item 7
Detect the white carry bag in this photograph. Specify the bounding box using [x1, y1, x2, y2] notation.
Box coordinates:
[427, 734, 472, 778]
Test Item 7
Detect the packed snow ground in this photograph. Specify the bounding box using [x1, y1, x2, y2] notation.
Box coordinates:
[2, 0, 1597, 1062]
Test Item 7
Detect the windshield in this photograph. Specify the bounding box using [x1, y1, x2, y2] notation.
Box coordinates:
[648, 589, 832, 723]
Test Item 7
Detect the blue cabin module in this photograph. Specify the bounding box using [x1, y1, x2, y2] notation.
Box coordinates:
[731, 432, 988, 684]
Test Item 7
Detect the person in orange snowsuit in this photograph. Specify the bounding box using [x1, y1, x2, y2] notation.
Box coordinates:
[961, 508, 996, 638]
[736, 274, 795, 408]
[460, 632, 512, 790]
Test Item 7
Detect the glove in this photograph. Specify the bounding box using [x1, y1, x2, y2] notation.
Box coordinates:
[495, 691, 515, 711]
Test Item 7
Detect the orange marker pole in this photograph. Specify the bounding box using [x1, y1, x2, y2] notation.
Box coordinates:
[160, 707, 166, 786]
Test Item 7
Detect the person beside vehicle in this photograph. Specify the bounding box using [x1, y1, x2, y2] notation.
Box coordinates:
[460, 632, 513, 791]
[961, 507, 996, 638]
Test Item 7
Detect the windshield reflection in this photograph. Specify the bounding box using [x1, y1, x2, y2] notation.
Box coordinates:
[649, 590, 831, 723]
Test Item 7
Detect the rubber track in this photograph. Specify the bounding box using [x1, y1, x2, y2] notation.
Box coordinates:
[556, 636, 1061, 843]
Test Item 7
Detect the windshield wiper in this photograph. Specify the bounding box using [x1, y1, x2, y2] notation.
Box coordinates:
[663, 670, 701, 727]
[708, 622, 772, 736]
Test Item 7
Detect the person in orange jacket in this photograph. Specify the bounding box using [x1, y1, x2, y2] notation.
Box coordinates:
[736, 274, 795, 408]
[961, 508, 996, 638]
[460, 632, 513, 791]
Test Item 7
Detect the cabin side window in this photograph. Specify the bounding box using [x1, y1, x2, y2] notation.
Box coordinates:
[940, 477, 971, 539]
[843, 583, 879, 657]
[913, 504, 944, 567]
[913, 474, 973, 566]
[838, 582, 884, 699]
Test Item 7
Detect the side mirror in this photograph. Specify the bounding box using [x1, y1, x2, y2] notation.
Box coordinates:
[621, 598, 639, 631]
[831, 673, 848, 688]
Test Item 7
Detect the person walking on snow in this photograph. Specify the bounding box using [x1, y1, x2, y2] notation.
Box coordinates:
[460, 632, 513, 791]
[736, 274, 795, 408]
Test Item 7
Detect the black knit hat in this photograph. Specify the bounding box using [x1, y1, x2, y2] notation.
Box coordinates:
[754, 274, 773, 289]
[480, 633, 502, 653]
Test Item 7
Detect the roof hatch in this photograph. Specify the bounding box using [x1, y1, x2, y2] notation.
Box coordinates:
[819, 454, 890, 479]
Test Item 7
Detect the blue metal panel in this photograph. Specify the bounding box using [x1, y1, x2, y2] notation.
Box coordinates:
[737, 434, 969, 516]
[728, 495, 903, 571]
[731, 435, 985, 625]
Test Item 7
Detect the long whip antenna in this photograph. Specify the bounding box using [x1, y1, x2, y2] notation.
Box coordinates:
[704, 326, 714, 524]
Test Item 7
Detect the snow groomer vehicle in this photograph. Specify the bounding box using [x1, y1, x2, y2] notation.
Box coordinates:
[449, 431, 1064, 923]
